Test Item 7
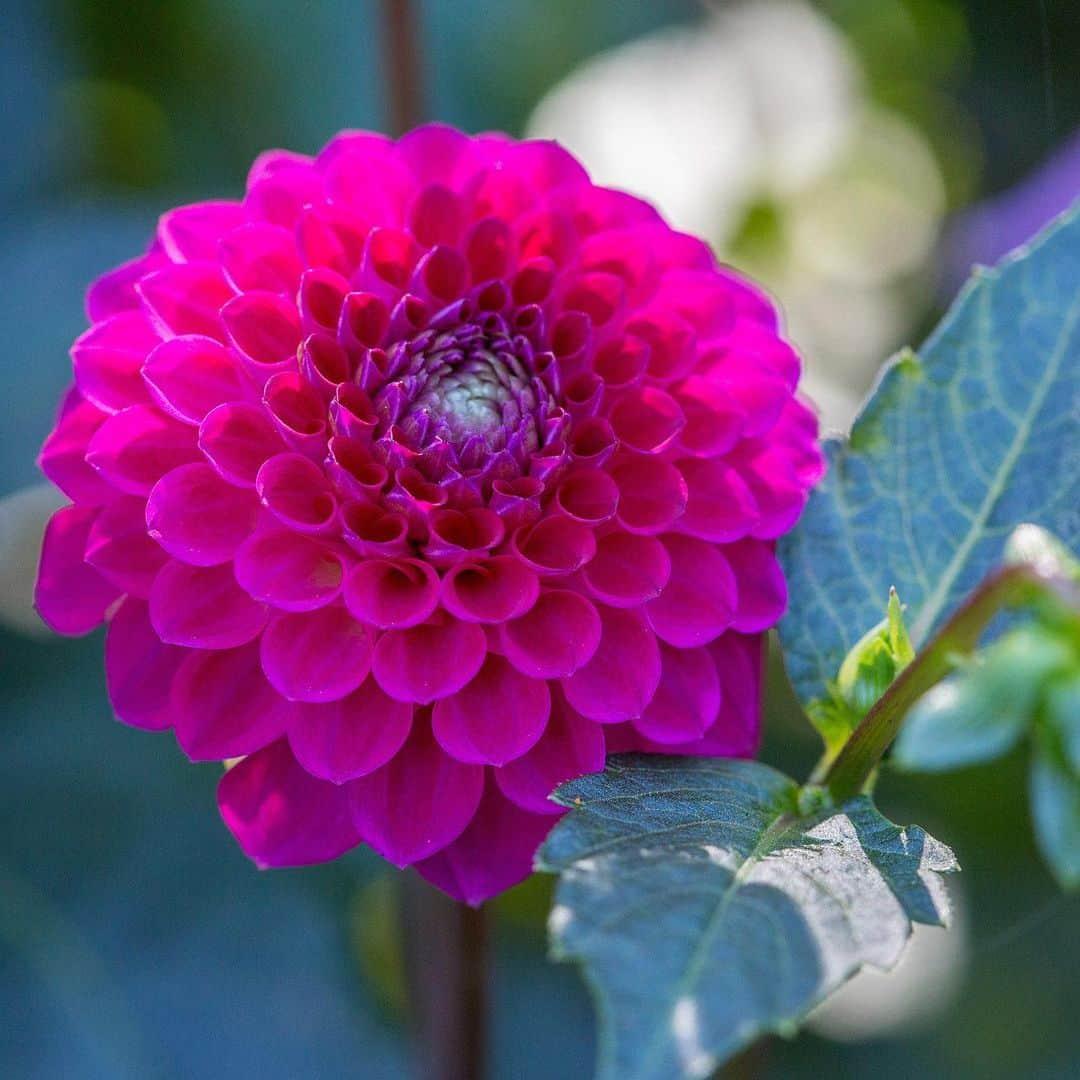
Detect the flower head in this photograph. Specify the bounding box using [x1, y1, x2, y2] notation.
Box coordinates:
[35, 124, 823, 903]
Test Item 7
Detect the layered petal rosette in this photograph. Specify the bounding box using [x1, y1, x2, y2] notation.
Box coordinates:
[35, 125, 823, 903]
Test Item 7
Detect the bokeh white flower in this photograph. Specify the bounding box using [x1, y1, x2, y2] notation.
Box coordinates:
[527, 0, 946, 430]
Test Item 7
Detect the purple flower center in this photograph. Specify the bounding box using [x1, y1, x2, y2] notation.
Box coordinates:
[367, 311, 570, 485]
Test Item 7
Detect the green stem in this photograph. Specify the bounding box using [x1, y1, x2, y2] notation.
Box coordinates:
[822, 563, 1072, 803]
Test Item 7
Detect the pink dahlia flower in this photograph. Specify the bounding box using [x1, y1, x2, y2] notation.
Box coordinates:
[35, 125, 823, 904]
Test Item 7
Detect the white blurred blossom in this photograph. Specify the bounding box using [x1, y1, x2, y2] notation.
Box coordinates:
[0, 484, 65, 637]
[527, 0, 946, 431]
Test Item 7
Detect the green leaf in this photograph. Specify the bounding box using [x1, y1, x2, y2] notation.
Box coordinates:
[538, 756, 957, 1080]
[808, 590, 915, 758]
[892, 625, 1077, 772]
[779, 204, 1080, 707]
[1030, 737, 1080, 891]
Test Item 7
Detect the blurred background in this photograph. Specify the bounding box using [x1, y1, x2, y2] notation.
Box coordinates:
[1, 1, 1078, 1076]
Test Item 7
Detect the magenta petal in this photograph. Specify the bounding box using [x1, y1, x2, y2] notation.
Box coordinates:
[674, 458, 760, 543]
[287, 680, 413, 783]
[499, 589, 600, 679]
[701, 633, 763, 755]
[724, 539, 788, 633]
[35, 505, 121, 635]
[260, 607, 371, 703]
[222, 291, 303, 375]
[149, 560, 268, 648]
[612, 458, 688, 535]
[71, 311, 159, 413]
[348, 720, 484, 865]
[219, 740, 361, 868]
[343, 557, 440, 629]
[646, 536, 736, 647]
[371, 619, 487, 704]
[562, 606, 661, 722]
[38, 393, 113, 505]
[582, 531, 670, 607]
[233, 528, 345, 611]
[199, 401, 286, 487]
[85, 495, 168, 597]
[146, 462, 259, 565]
[105, 597, 186, 731]
[440, 556, 540, 624]
[142, 335, 253, 424]
[414, 777, 555, 905]
[137, 263, 234, 340]
[633, 643, 720, 744]
[85, 405, 199, 496]
[495, 691, 605, 815]
[157, 201, 246, 262]
[86, 252, 167, 322]
[432, 654, 550, 765]
[172, 642, 293, 760]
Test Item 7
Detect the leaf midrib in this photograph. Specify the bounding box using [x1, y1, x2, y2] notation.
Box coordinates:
[911, 282, 1080, 642]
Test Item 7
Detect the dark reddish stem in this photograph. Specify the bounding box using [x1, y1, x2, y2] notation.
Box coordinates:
[380, 0, 423, 135]
[401, 872, 488, 1080]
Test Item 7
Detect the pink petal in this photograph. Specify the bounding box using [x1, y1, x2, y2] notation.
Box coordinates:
[85, 405, 199, 496]
[408, 184, 466, 248]
[142, 335, 253, 424]
[723, 539, 788, 632]
[219, 222, 304, 294]
[221, 291, 302, 376]
[561, 606, 661, 722]
[146, 462, 259, 565]
[86, 251, 167, 322]
[262, 371, 329, 454]
[674, 458, 760, 542]
[348, 719, 485, 865]
[234, 528, 345, 611]
[555, 469, 619, 525]
[612, 458, 687, 535]
[218, 740, 361, 867]
[35, 505, 121, 635]
[673, 374, 746, 458]
[199, 401, 286, 487]
[38, 393, 113, 505]
[633, 643, 720, 744]
[414, 777, 555, 905]
[625, 309, 696, 382]
[432, 654, 550, 765]
[287, 680, 413, 783]
[439, 556, 539, 624]
[137, 263, 234, 340]
[172, 642, 293, 760]
[371, 618, 487, 704]
[510, 515, 597, 576]
[72, 311, 159, 413]
[646, 536, 737, 647]
[149, 560, 268, 648]
[608, 386, 685, 453]
[256, 452, 337, 532]
[499, 589, 600, 679]
[260, 606, 372, 703]
[85, 495, 168, 597]
[105, 597, 186, 731]
[343, 557, 440, 629]
[157, 201, 246, 262]
[495, 690, 606, 815]
[581, 531, 670, 607]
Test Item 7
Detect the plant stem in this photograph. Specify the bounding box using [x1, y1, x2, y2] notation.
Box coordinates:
[380, 0, 423, 135]
[823, 563, 1072, 803]
[401, 872, 488, 1080]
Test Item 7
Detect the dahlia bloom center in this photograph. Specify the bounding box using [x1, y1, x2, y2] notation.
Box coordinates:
[371, 310, 561, 476]
[34, 124, 825, 906]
